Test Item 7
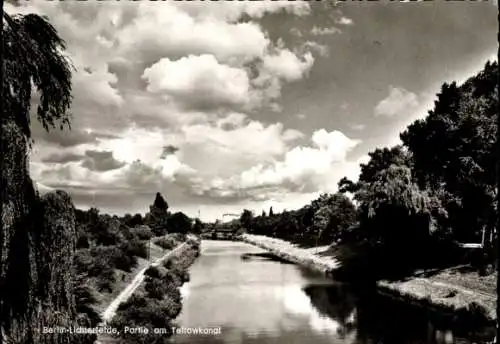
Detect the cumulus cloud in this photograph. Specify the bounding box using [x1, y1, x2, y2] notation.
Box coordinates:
[11, 1, 360, 219]
[199, 129, 361, 197]
[374, 86, 419, 117]
[81, 150, 126, 172]
[337, 17, 354, 26]
[42, 152, 85, 164]
[311, 26, 341, 36]
[143, 55, 251, 109]
[116, 5, 271, 64]
[72, 68, 123, 108]
[171, 1, 310, 22]
[261, 50, 315, 82]
[32, 119, 119, 148]
[302, 41, 330, 58]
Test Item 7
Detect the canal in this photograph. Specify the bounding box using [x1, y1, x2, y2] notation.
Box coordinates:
[171, 240, 489, 344]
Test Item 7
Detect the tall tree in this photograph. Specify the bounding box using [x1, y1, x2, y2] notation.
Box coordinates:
[401, 61, 498, 243]
[146, 192, 169, 236]
[355, 165, 446, 254]
[1, 10, 88, 344]
[3, 12, 73, 140]
[192, 218, 203, 234]
[168, 212, 192, 234]
[240, 209, 254, 230]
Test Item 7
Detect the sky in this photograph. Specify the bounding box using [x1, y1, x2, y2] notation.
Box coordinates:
[6, 1, 498, 222]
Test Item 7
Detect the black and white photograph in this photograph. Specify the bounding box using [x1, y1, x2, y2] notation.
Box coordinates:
[1, 0, 499, 343]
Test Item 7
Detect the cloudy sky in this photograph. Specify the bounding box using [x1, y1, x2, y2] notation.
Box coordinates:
[7, 1, 497, 221]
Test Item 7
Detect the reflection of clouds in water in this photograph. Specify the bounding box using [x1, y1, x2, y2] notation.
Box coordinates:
[179, 281, 354, 338]
[177, 285, 288, 334]
[280, 285, 346, 335]
[180, 283, 190, 299]
[176, 241, 358, 343]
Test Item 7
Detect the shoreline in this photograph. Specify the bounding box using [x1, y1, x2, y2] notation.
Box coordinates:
[377, 270, 497, 322]
[96, 235, 201, 344]
[240, 234, 339, 276]
[241, 234, 497, 324]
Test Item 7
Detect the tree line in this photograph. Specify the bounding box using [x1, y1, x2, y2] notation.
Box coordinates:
[237, 60, 498, 279]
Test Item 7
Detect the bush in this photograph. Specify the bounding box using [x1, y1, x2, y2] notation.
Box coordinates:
[131, 226, 153, 240]
[154, 237, 177, 250]
[162, 259, 173, 270]
[144, 276, 165, 300]
[144, 266, 162, 279]
[95, 266, 115, 293]
[87, 246, 138, 273]
[119, 237, 148, 260]
[112, 294, 181, 343]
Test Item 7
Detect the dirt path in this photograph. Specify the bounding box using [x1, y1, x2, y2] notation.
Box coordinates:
[100, 241, 189, 324]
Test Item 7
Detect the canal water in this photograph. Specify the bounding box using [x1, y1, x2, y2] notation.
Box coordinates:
[172, 240, 491, 344]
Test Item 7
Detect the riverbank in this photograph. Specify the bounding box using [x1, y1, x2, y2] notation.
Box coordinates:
[378, 266, 497, 321]
[242, 234, 497, 325]
[92, 236, 177, 315]
[240, 234, 339, 275]
[97, 235, 201, 344]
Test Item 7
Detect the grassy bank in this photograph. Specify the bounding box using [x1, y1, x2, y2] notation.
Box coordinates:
[99, 236, 201, 344]
[91, 236, 177, 315]
[378, 266, 497, 322]
[243, 233, 497, 332]
[241, 234, 339, 275]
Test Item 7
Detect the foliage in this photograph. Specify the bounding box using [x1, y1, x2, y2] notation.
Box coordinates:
[122, 213, 145, 228]
[244, 62, 498, 276]
[130, 225, 153, 241]
[3, 12, 73, 141]
[154, 236, 178, 250]
[168, 212, 192, 234]
[240, 209, 254, 229]
[192, 218, 204, 234]
[145, 192, 169, 236]
[400, 62, 498, 243]
[144, 266, 162, 279]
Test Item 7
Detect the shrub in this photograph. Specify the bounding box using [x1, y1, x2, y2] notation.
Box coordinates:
[144, 266, 162, 279]
[88, 246, 137, 273]
[112, 294, 180, 343]
[95, 266, 115, 293]
[119, 237, 148, 260]
[162, 259, 173, 270]
[154, 237, 177, 250]
[131, 225, 153, 240]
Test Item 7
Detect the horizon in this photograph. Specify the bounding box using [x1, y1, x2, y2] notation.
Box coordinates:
[8, 1, 497, 222]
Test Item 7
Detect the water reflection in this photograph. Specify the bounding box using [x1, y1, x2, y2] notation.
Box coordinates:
[172, 240, 492, 344]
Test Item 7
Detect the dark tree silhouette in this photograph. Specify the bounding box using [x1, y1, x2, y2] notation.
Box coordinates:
[3, 11, 73, 141]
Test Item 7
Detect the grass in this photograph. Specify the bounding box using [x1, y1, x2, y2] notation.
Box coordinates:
[91, 237, 175, 315]
[378, 266, 497, 321]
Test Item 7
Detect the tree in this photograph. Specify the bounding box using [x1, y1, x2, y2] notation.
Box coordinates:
[168, 212, 192, 234]
[338, 146, 412, 195]
[400, 61, 498, 243]
[3, 12, 73, 141]
[153, 192, 169, 211]
[240, 209, 254, 230]
[355, 165, 447, 269]
[269, 207, 274, 216]
[192, 218, 203, 234]
[261, 210, 266, 217]
[146, 193, 169, 236]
